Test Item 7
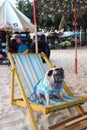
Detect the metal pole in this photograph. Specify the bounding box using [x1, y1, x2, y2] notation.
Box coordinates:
[33, 0, 38, 53]
[5, 31, 9, 54]
[74, 1, 78, 74]
[80, 29, 82, 47]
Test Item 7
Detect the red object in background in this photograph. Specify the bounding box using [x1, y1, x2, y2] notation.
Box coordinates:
[33, 0, 37, 25]
[73, 2, 78, 74]
[33, 0, 38, 53]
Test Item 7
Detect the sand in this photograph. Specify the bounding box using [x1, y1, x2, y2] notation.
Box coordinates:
[0, 46, 87, 130]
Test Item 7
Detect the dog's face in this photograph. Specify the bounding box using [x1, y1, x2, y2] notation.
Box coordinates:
[45, 67, 64, 86]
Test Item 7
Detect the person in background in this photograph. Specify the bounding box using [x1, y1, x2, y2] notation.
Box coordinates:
[10, 32, 21, 53]
[18, 41, 29, 54]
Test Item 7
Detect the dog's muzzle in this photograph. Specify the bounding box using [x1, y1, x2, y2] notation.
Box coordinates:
[54, 74, 64, 85]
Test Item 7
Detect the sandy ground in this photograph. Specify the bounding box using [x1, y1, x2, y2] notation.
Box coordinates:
[0, 46, 87, 130]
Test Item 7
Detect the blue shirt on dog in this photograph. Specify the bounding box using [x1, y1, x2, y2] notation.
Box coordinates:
[36, 79, 64, 95]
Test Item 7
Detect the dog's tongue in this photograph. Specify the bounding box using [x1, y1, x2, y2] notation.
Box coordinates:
[57, 81, 62, 86]
[56, 82, 62, 88]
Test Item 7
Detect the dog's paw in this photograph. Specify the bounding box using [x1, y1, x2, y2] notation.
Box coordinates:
[36, 98, 43, 104]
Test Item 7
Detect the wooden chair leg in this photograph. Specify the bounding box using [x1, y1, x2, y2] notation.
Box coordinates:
[27, 106, 39, 130]
[75, 105, 85, 114]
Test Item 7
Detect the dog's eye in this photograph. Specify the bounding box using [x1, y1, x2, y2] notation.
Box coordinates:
[55, 68, 60, 71]
[60, 68, 64, 72]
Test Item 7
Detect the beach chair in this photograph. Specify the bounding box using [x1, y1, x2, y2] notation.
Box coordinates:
[8, 52, 87, 130]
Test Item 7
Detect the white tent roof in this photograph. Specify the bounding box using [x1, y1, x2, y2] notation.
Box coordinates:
[0, 0, 34, 32]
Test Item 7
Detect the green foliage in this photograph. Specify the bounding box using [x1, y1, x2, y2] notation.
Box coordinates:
[78, 11, 87, 32]
[59, 15, 67, 30]
[16, 1, 87, 32]
[60, 41, 71, 48]
[17, 0, 34, 23]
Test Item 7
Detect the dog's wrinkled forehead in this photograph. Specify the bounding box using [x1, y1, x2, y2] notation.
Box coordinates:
[47, 67, 64, 76]
[52, 67, 63, 75]
[55, 68, 64, 74]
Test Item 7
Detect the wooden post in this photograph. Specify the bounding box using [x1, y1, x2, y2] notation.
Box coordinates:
[73, 1, 78, 74]
[33, 0, 38, 53]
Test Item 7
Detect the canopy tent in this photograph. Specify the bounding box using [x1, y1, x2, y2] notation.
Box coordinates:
[35, 0, 87, 73]
[0, 0, 34, 32]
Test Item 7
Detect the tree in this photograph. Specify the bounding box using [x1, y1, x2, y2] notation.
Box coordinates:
[16, 0, 34, 23]
[16, 1, 87, 32]
[16, 0, 61, 31]
[78, 11, 87, 32]
[59, 15, 67, 31]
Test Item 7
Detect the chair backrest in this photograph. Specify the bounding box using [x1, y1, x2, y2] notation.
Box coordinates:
[12, 54, 46, 99]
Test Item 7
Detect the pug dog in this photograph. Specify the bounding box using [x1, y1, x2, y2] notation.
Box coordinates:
[36, 67, 66, 106]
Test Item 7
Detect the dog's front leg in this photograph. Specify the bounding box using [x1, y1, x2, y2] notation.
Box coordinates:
[45, 93, 50, 106]
[59, 90, 67, 102]
[36, 91, 43, 104]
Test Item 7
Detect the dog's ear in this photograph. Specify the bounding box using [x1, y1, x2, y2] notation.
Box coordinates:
[60, 68, 64, 72]
[47, 70, 53, 76]
[60, 68, 64, 78]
